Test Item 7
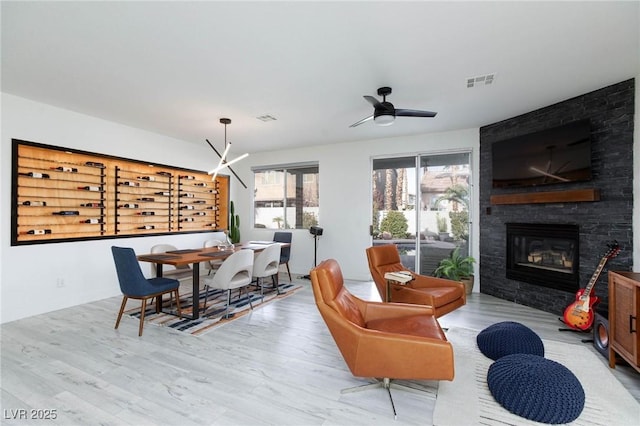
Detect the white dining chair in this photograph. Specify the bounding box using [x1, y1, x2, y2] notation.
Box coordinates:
[201, 249, 254, 318]
[149, 243, 193, 281]
[202, 239, 225, 275]
[252, 243, 282, 295]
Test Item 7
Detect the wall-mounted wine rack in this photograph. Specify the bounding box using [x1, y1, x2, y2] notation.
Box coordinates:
[11, 139, 229, 245]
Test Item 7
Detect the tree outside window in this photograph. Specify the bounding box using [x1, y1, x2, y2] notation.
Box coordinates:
[253, 164, 319, 229]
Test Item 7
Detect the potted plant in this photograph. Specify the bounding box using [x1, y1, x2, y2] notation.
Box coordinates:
[229, 201, 240, 244]
[434, 247, 476, 294]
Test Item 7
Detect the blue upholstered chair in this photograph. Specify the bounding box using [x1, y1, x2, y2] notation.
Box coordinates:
[273, 231, 292, 281]
[111, 246, 182, 336]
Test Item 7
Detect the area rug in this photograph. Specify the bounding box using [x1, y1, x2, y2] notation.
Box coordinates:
[433, 327, 639, 426]
[126, 282, 302, 336]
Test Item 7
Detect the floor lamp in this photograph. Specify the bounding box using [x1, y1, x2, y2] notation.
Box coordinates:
[302, 226, 323, 280]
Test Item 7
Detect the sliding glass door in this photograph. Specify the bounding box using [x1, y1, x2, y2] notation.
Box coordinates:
[371, 151, 471, 274]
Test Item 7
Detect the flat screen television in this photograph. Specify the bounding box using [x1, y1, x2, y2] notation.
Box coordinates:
[492, 119, 592, 188]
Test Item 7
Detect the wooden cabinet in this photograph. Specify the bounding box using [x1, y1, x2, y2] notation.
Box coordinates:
[608, 271, 640, 372]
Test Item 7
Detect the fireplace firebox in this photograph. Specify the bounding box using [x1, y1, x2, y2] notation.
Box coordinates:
[506, 223, 579, 293]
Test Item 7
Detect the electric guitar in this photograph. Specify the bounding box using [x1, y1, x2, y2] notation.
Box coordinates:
[562, 242, 620, 331]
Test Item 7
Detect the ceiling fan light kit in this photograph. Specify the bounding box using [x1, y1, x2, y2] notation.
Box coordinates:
[350, 86, 437, 128]
[373, 114, 395, 126]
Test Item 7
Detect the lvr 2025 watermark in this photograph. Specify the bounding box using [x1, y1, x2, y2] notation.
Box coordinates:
[3, 409, 58, 420]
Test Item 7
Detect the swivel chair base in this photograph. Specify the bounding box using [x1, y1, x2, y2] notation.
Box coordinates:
[341, 378, 428, 419]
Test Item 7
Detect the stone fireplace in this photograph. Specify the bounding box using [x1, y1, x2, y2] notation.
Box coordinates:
[479, 79, 634, 315]
[506, 223, 579, 293]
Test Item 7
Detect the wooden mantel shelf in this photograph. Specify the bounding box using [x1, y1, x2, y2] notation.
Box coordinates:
[490, 188, 600, 205]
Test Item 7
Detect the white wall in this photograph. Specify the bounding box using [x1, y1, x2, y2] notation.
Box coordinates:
[232, 129, 480, 282]
[0, 93, 233, 323]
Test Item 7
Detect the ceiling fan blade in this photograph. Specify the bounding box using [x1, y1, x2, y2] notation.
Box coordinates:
[364, 95, 383, 108]
[349, 115, 374, 128]
[395, 109, 437, 118]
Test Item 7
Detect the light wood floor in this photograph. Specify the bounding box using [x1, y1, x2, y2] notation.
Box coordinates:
[1, 275, 638, 425]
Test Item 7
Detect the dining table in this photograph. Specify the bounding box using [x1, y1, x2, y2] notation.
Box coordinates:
[137, 241, 290, 320]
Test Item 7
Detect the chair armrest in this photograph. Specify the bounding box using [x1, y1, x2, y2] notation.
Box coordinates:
[355, 328, 454, 380]
[360, 300, 435, 322]
[410, 274, 465, 290]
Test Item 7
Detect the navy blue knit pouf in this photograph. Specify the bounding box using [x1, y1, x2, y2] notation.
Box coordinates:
[476, 321, 544, 360]
[487, 353, 585, 424]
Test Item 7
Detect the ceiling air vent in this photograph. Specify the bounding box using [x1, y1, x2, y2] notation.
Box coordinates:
[256, 114, 277, 122]
[467, 73, 496, 88]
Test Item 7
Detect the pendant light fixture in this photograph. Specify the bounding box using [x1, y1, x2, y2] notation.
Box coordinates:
[206, 118, 249, 187]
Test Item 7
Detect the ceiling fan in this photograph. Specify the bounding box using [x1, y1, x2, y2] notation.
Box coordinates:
[349, 86, 437, 128]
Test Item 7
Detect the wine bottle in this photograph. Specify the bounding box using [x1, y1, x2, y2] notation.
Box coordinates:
[52, 211, 79, 215]
[208, 189, 218, 194]
[137, 197, 155, 202]
[137, 176, 156, 181]
[51, 166, 78, 172]
[180, 193, 195, 198]
[78, 186, 100, 191]
[136, 211, 155, 216]
[194, 212, 206, 216]
[194, 182, 207, 187]
[118, 181, 140, 187]
[20, 172, 50, 179]
[180, 175, 195, 180]
[207, 206, 218, 210]
[154, 191, 170, 196]
[22, 201, 47, 206]
[181, 217, 195, 222]
[193, 200, 206, 204]
[80, 202, 104, 208]
[85, 161, 104, 168]
[81, 219, 103, 224]
[180, 205, 194, 210]
[119, 203, 139, 208]
[156, 171, 171, 177]
[25, 229, 52, 235]
[138, 225, 155, 230]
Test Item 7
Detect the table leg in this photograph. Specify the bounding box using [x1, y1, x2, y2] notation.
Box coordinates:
[156, 264, 164, 313]
[191, 263, 200, 320]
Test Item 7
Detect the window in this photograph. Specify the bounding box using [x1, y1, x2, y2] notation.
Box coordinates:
[371, 151, 472, 273]
[253, 163, 319, 230]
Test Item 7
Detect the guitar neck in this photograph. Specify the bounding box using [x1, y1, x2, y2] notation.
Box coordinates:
[582, 257, 609, 297]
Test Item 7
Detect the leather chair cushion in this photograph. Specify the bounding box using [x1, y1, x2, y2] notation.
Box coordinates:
[333, 288, 365, 327]
[487, 353, 585, 424]
[413, 284, 464, 306]
[477, 321, 544, 360]
[367, 314, 446, 340]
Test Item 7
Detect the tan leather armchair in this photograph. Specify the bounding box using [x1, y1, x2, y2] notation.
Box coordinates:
[310, 259, 454, 417]
[366, 244, 466, 317]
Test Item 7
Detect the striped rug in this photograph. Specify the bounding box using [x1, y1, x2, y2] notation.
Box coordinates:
[125, 281, 302, 336]
[433, 327, 639, 426]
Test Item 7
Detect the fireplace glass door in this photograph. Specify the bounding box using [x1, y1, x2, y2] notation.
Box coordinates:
[506, 223, 579, 292]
